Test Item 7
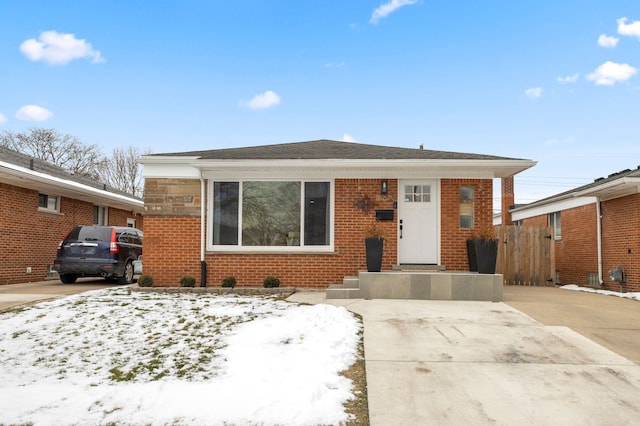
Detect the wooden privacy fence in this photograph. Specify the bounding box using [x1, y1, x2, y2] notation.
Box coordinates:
[495, 225, 555, 286]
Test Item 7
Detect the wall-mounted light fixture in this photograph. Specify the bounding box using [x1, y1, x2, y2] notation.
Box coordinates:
[381, 179, 388, 195]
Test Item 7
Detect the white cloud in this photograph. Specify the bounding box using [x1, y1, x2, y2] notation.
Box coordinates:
[525, 87, 543, 99]
[370, 0, 418, 24]
[597, 34, 619, 47]
[240, 90, 281, 110]
[617, 17, 640, 38]
[325, 62, 345, 68]
[586, 61, 637, 86]
[16, 105, 53, 121]
[342, 134, 356, 142]
[19, 30, 104, 65]
[0, 113, 6, 124]
[557, 73, 579, 84]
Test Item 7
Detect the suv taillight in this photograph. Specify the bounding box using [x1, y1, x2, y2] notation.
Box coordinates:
[110, 228, 119, 254]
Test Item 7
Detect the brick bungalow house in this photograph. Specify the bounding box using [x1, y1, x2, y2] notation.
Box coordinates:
[509, 166, 640, 292]
[139, 139, 535, 288]
[0, 146, 144, 285]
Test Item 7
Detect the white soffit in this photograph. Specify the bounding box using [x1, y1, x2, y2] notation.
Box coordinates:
[141, 157, 536, 179]
[511, 196, 597, 221]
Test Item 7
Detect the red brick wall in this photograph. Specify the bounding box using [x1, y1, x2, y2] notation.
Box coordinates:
[601, 195, 640, 292]
[523, 204, 600, 287]
[441, 179, 494, 270]
[144, 177, 491, 287]
[0, 182, 142, 285]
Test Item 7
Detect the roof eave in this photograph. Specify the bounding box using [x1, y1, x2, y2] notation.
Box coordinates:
[0, 161, 143, 213]
[573, 177, 640, 200]
[143, 158, 536, 179]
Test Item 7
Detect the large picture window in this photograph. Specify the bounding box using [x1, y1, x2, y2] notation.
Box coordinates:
[211, 180, 331, 250]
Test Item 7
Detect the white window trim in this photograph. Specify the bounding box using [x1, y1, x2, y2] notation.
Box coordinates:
[549, 211, 561, 240]
[94, 205, 109, 225]
[206, 178, 335, 253]
[38, 193, 61, 214]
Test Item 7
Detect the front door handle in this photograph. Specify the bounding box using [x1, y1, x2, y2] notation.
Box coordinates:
[399, 219, 403, 239]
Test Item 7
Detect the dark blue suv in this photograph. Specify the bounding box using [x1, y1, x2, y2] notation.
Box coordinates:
[53, 225, 143, 284]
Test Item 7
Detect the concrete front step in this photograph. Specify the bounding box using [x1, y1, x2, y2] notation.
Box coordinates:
[342, 276, 360, 288]
[326, 286, 364, 299]
[392, 264, 446, 271]
[326, 270, 503, 301]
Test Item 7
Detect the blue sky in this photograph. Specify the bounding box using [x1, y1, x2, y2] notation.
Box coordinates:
[1, 1, 639, 207]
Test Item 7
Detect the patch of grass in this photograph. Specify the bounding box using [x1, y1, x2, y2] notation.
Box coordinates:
[12, 330, 27, 339]
[342, 315, 369, 426]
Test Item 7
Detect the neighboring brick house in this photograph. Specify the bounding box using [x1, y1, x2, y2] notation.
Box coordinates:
[510, 166, 640, 292]
[139, 140, 535, 288]
[0, 146, 144, 285]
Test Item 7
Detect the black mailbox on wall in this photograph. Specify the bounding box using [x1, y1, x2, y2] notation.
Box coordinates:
[375, 209, 394, 221]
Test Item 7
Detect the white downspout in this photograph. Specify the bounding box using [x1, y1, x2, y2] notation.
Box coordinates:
[200, 175, 207, 287]
[596, 198, 603, 285]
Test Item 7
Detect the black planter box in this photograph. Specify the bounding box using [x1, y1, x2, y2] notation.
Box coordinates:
[468, 238, 498, 274]
[466, 240, 478, 272]
[365, 237, 384, 272]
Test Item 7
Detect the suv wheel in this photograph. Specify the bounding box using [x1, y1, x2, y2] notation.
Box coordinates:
[118, 261, 134, 285]
[60, 274, 78, 284]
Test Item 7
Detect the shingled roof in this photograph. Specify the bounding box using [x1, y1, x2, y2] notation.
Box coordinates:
[152, 139, 525, 161]
[513, 165, 640, 211]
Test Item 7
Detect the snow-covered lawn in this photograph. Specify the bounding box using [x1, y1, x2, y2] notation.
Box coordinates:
[0, 288, 362, 425]
[561, 284, 640, 301]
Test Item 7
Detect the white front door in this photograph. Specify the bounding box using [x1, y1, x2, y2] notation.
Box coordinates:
[398, 180, 438, 264]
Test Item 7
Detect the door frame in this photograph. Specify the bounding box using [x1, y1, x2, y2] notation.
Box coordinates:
[396, 179, 441, 265]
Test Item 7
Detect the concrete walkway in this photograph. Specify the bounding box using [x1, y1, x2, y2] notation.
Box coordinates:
[288, 290, 640, 425]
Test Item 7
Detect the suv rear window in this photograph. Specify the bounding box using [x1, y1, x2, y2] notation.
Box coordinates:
[66, 226, 113, 242]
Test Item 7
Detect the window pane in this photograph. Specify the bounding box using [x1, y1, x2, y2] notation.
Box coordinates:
[213, 182, 239, 245]
[460, 215, 473, 229]
[242, 181, 301, 246]
[460, 187, 474, 229]
[304, 182, 330, 245]
[48, 195, 58, 211]
[38, 194, 47, 208]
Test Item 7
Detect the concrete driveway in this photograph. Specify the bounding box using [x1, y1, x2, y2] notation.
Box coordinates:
[0, 279, 121, 312]
[504, 285, 640, 364]
[289, 286, 640, 425]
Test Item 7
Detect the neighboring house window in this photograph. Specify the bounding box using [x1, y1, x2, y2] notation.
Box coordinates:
[211, 180, 331, 250]
[38, 193, 59, 213]
[549, 211, 561, 239]
[94, 206, 108, 225]
[460, 187, 474, 229]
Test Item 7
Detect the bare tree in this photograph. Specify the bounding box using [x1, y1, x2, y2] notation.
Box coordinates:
[97, 146, 151, 198]
[0, 128, 104, 178]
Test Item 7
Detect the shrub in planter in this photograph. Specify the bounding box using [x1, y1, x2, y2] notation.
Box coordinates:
[179, 276, 196, 287]
[263, 276, 281, 288]
[364, 222, 386, 272]
[137, 274, 154, 287]
[221, 276, 237, 288]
